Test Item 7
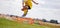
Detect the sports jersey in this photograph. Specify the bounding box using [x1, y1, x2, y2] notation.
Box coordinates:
[24, 0, 32, 8]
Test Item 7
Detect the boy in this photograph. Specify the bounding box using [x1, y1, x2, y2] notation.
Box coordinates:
[21, 0, 38, 17]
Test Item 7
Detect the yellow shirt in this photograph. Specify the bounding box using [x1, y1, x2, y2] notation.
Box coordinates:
[24, 0, 32, 8]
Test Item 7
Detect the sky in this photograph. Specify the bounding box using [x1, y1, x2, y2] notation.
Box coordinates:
[0, 0, 60, 22]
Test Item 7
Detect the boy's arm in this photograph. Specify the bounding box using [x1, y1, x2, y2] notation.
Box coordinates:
[32, 0, 38, 5]
[22, 0, 24, 6]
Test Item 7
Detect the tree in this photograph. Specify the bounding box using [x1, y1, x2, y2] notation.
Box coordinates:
[42, 19, 47, 22]
[50, 20, 58, 24]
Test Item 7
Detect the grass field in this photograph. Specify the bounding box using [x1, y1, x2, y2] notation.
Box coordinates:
[0, 17, 48, 28]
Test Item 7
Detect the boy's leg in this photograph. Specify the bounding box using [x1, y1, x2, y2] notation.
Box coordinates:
[21, 6, 28, 17]
[22, 9, 28, 17]
[21, 5, 31, 17]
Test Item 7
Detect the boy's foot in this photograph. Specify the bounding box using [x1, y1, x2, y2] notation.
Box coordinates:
[21, 14, 26, 17]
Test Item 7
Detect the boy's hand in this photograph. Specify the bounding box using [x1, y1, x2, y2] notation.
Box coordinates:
[36, 3, 38, 5]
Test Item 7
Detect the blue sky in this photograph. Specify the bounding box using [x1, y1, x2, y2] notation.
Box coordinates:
[0, 0, 60, 22]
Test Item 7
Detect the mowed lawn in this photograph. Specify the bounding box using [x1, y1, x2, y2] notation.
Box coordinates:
[0, 17, 47, 28]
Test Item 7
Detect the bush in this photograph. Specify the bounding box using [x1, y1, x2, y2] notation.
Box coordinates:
[42, 19, 47, 22]
[50, 20, 58, 24]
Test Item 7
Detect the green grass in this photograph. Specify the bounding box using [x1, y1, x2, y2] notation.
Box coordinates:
[0, 17, 46, 28]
